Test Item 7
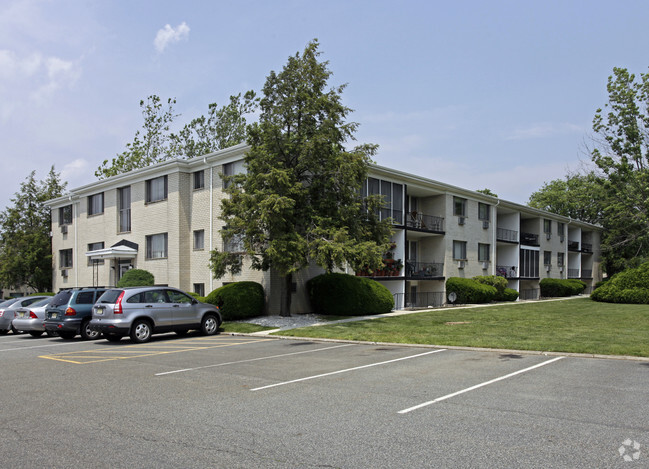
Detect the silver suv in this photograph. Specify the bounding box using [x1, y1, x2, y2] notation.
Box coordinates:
[90, 287, 221, 343]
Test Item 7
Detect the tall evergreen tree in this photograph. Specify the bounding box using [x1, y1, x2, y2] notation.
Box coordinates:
[210, 40, 393, 316]
[0, 167, 66, 291]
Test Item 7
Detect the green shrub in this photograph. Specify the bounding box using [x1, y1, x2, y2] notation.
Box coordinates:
[446, 277, 497, 304]
[473, 275, 508, 299]
[116, 269, 155, 287]
[204, 282, 264, 321]
[540, 278, 586, 298]
[592, 261, 649, 304]
[307, 273, 394, 316]
[501, 288, 519, 302]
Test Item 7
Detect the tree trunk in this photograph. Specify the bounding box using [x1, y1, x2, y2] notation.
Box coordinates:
[280, 272, 293, 317]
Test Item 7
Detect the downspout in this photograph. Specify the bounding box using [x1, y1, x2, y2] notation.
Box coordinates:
[72, 196, 79, 288]
[492, 199, 500, 275]
[208, 159, 214, 292]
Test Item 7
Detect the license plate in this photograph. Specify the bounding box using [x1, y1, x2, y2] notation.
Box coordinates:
[18, 312, 25, 318]
[96, 307, 104, 316]
[50, 313, 57, 319]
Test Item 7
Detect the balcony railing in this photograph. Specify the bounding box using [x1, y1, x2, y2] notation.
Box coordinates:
[405, 211, 444, 232]
[406, 261, 444, 279]
[582, 243, 593, 253]
[521, 232, 539, 246]
[393, 292, 445, 310]
[496, 227, 518, 243]
[380, 208, 404, 225]
[568, 241, 580, 251]
[568, 268, 580, 278]
[496, 265, 518, 278]
[581, 269, 592, 278]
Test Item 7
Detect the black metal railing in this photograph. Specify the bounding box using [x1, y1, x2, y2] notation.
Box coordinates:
[520, 289, 539, 300]
[496, 227, 518, 243]
[393, 292, 445, 310]
[495, 265, 518, 278]
[405, 261, 444, 279]
[521, 232, 539, 245]
[581, 269, 592, 278]
[405, 211, 444, 232]
[582, 243, 593, 253]
[568, 268, 580, 278]
[568, 241, 580, 251]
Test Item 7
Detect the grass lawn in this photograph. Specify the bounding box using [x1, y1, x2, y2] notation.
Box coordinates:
[276, 297, 649, 357]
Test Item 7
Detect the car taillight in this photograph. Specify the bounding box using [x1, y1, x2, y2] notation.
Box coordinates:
[29, 311, 38, 319]
[65, 307, 76, 316]
[115, 291, 125, 314]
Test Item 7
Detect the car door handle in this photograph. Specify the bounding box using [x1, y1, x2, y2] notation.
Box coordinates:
[145, 305, 153, 308]
[173, 304, 180, 307]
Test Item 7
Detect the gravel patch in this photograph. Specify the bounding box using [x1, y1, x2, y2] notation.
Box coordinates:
[238, 313, 326, 330]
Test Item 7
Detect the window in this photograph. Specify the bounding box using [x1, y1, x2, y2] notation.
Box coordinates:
[193, 170, 205, 190]
[222, 160, 246, 189]
[193, 230, 205, 250]
[362, 178, 403, 224]
[224, 233, 245, 253]
[146, 233, 168, 259]
[88, 193, 104, 216]
[557, 252, 565, 266]
[453, 240, 467, 260]
[60, 249, 73, 268]
[543, 219, 552, 234]
[87, 242, 105, 266]
[166, 289, 193, 304]
[118, 186, 131, 233]
[478, 243, 490, 262]
[478, 203, 490, 221]
[543, 251, 552, 266]
[146, 176, 168, 203]
[453, 197, 466, 217]
[59, 205, 72, 225]
[193, 283, 205, 297]
[520, 248, 540, 278]
[557, 222, 565, 237]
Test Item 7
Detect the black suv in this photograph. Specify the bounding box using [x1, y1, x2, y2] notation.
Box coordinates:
[44, 288, 107, 340]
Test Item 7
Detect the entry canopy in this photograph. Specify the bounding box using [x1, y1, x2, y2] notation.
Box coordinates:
[86, 240, 138, 260]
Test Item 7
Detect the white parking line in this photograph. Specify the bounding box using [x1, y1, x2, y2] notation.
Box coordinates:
[155, 343, 355, 376]
[251, 348, 447, 391]
[398, 356, 565, 414]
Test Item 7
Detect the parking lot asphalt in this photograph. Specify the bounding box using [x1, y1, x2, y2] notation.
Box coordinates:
[1, 332, 648, 468]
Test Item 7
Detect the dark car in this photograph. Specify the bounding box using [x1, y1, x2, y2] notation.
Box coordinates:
[90, 286, 221, 343]
[43, 288, 107, 340]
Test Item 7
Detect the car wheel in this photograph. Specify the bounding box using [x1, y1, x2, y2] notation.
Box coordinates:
[104, 334, 123, 343]
[80, 320, 100, 340]
[28, 331, 44, 337]
[201, 314, 220, 336]
[59, 331, 76, 340]
[0, 329, 8, 335]
[130, 320, 152, 344]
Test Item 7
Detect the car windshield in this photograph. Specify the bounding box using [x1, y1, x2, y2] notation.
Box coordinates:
[50, 291, 72, 307]
[97, 290, 124, 304]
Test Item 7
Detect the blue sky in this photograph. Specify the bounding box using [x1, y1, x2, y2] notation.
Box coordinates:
[1, 0, 648, 211]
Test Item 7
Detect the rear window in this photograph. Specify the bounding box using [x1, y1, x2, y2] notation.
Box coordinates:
[97, 290, 125, 304]
[50, 291, 72, 307]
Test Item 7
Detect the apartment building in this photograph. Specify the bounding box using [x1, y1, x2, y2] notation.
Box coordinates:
[47, 143, 602, 314]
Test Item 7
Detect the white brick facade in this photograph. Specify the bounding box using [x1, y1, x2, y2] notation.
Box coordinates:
[47, 143, 603, 313]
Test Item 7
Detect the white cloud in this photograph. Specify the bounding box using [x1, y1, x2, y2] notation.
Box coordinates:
[154, 22, 190, 53]
[505, 122, 584, 141]
[60, 158, 92, 188]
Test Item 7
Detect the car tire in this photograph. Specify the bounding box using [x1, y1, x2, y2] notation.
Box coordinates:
[201, 314, 220, 336]
[130, 319, 152, 344]
[11, 326, 23, 334]
[28, 331, 44, 337]
[104, 334, 123, 343]
[0, 329, 8, 335]
[80, 320, 100, 340]
[59, 331, 76, 340]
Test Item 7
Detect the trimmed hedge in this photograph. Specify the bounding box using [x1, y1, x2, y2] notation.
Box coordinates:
[307, 273, 394, 316]
[501, 288, 520, 302]
[591, 262, 649, 304]
[116, 269, 155, 288]
[446, 277, 497, 304]
[204, 282, 264, 321]
[540, 278, 586, 298]
[473, 275, 508, 299]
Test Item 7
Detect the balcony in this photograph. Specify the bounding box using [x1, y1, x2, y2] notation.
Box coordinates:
[405, 211, 444, 233]
[568, 241, 580, 251]
[356, 258, 403, 278]
[568, 268, 580, 278]
[520, 232, 539, 246]
[406, 261, 444, 279]
[496, 227, 518, 243]
[496, 265, 518, 278]
[582, 243, 593, 253]
[582, 269, 593, 278]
